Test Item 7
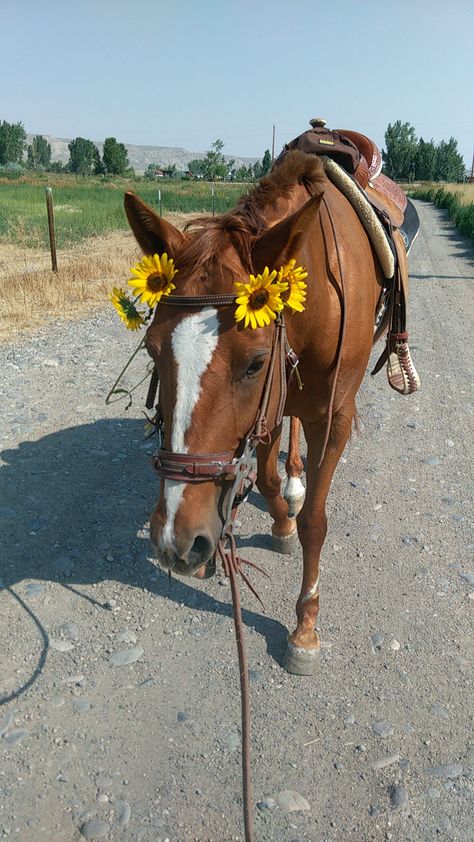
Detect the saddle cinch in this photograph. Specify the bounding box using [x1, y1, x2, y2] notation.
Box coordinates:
[278, 119, 421, 395]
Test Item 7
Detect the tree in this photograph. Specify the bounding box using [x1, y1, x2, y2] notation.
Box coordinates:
[261, 149, 272, 176]
[49, 161, 65, 173]
[93, 145, 106, 175]
[163, 163, 177, 178]
[415, 138, 437, 181]
[0, 120, 26, 165]
[253, 160, 263, 180]
[435, 137, 465, 182]
[234, 164, 253, 181]
[144, 163, 159, 180]
[188, 158, 205, 178]
[26, 135, 52, 170]
[201, 139, 233, 181]
[68, 137, 97, 175]
[382, 121, 418, 181]
[102, 136, 129, 175]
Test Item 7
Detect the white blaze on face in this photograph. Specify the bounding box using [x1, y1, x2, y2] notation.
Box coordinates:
[161, 308, 219, 551]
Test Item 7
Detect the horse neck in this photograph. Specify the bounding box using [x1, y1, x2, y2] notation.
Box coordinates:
[262, 183, 313, 228]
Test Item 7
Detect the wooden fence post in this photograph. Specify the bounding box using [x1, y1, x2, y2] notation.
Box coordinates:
[45, 187, 58, 272]
[158, 189, 162, 217]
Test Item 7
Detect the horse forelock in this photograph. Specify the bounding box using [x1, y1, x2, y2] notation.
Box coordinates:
[175, 151, 325, 284]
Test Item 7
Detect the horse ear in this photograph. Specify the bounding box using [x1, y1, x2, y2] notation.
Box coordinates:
[251, 192, 324, 273]
[124, 192, 185, 257]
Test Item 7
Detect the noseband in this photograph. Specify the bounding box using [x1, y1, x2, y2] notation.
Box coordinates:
[147, 292, 298, 536]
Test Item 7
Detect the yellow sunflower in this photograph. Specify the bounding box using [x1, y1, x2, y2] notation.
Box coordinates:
[128, 253, 178, 307]
[277, 259, 308, 312]
[110, 287, 145, 330]
[234, 267, 288, 329]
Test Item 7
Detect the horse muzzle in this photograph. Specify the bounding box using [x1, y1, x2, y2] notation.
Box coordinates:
[152, 528, 218, 578]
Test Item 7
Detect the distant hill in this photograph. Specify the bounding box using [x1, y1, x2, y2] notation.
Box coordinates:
[26, 134, 259, 174]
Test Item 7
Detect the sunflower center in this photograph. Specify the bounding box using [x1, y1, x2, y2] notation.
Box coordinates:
[248, 289, 269, 310]
[147, 271, 168, 292]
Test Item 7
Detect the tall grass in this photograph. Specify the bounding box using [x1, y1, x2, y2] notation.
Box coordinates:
[0, 174, 249, 249]
[408, 182, 474, 242]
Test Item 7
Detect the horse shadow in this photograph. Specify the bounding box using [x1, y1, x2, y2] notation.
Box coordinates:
[0, 419, 289, 704]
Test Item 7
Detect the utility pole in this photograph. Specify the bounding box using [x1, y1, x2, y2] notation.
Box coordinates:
[271, 124, 275, 164]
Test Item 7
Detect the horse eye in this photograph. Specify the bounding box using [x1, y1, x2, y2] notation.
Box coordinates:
[244, 358, 265, 378]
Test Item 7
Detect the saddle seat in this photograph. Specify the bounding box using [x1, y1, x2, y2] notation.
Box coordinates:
[281, 119, 408, 230]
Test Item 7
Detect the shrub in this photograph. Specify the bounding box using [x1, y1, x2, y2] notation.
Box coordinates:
[408, 185, 474, 242]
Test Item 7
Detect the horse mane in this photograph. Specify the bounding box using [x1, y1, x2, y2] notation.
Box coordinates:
[176, 151, 325, 277]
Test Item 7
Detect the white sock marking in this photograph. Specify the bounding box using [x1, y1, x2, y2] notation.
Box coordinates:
[283, 475, 305, 500]
[161, 308, 219, 550]
[301, 573, 320, 603]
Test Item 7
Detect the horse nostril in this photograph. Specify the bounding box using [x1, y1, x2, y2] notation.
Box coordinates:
[190, 534, 213, 561]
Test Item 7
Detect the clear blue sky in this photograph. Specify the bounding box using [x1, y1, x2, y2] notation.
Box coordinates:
[2, 0, 473, 167]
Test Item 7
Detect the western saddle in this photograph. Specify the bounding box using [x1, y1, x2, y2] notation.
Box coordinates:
[277, 118, 421, 395]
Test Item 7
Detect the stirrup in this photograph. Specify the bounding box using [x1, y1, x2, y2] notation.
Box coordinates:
[387, 333, 421, 395]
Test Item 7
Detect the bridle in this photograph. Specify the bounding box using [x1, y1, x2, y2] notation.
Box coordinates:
[146, 292, 299, 540]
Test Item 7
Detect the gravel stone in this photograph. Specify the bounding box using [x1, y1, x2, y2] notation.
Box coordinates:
[372, 721, 394, 738]
[25, 583, 45, 598]
[388, 784, 409, 809]
[109, 646, 144, 666]
[371, 752, 400, 770]
[3, 729, 28, 746]
[277, 790, 310, 812]
[459, 572, 474, 585]
[224, 732, 240, 752]
[72, 698, 92, 714]
[428, 763, 463, 779]
[430, 703, 449, 719]
[115, 800, 131, 826]
[0, 712, 14, 737]
[80, 820, 110, 839]
[257, 798, 277, 813]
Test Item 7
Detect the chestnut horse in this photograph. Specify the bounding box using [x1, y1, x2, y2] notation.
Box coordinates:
[124, 150, 393, 675]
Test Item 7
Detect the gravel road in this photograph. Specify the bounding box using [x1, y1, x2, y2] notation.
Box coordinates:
[1, 200, 472, 842]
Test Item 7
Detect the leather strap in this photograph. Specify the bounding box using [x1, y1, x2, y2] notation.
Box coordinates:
[153, 449, 237, 482]
[164, 293, 237, 307]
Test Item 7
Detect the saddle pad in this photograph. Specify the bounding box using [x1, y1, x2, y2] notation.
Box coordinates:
[323, 157, 395, 279]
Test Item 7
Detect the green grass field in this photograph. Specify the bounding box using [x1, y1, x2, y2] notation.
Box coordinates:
[0, 173, 249, 249]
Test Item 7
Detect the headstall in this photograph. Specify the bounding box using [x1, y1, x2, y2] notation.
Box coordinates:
[147, 293, 298, 536]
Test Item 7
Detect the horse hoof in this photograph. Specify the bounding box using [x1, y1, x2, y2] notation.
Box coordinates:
[283, 641, 320, 675]
[284, 493, 306, 518]
[271, 527, 299, 554]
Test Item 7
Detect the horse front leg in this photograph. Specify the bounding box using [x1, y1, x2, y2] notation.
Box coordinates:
[283, 403, 355, 675]
[256, 424, 298, 554]
[283, 416, 306, 517]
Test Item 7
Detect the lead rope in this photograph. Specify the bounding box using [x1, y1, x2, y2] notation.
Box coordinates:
[217, 535, 256, 842]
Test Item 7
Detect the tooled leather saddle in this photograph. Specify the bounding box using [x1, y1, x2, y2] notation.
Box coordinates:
[277, 119, 421, 395]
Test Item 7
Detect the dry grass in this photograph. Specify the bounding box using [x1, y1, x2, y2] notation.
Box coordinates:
[403, 181, 474, 204]
[421, 182, 474, 204]
[0, 212, 193, 343]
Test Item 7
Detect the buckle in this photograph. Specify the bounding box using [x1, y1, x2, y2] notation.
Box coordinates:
[286, 347, 299, 369]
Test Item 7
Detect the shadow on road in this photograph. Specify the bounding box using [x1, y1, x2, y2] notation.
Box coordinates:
[0, 419, 288, 703]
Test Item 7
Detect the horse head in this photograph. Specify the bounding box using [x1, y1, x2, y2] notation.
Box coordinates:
[124, 167, 324, 579]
